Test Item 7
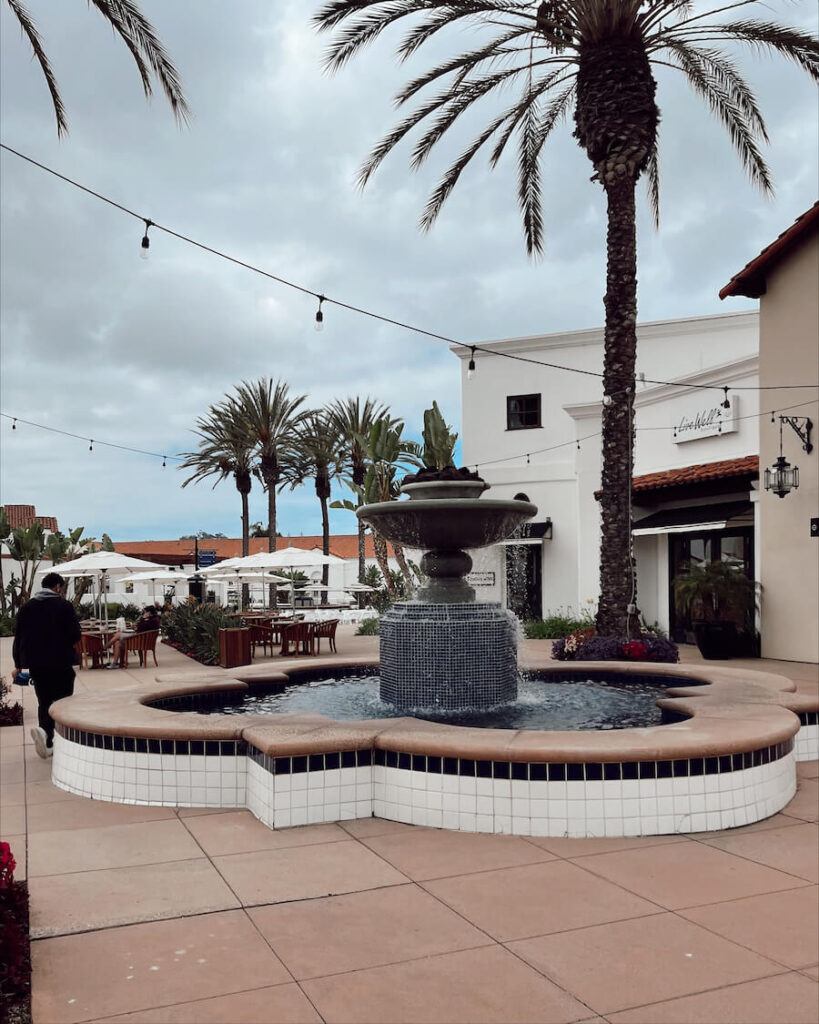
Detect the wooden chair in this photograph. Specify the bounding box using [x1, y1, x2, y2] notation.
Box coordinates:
[249, 624, 275, 658]
[121, 629, 160, 668]
[78, 632, 105, 670]
[280, 621, 315, 657]
[313, 619, 339, 654]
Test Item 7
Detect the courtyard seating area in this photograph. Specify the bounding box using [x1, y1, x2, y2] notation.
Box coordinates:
[0, 630, 816, 1023]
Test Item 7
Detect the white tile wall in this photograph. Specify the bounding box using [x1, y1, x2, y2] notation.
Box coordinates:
[51, 735, 805, 836]
[795, 722, 818, 762]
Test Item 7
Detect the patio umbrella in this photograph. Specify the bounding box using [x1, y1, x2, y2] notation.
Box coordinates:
[42, 552, 165, 624]
[234, 547, 345, 606]
[121, 568, 187, 604]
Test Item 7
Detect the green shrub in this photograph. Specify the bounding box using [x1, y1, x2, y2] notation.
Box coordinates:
[163, 601, 235, 665]
[0, 614, 16, 638]
[355, 617, 380, 636]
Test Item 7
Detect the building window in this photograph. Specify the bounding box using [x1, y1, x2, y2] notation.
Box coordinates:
[507, 394, 541, 430]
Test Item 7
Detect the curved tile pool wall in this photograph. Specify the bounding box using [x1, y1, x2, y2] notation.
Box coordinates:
[52, 722, 798, 837]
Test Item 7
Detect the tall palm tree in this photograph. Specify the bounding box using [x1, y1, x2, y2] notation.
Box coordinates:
[5, 522, 45, 604]
[179, 401, 255, 559]
[329, 395, 391, 584]
[280, 410, 346, 586]
[314, 0, 818, 636]
[232, 378, 308, 552]
[6, 0, 189, 135]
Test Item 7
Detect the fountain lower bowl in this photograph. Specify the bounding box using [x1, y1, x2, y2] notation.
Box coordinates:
[48, 659, 811, 838]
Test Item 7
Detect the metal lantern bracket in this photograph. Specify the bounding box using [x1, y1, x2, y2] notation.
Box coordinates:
[780, 415, 813, 454]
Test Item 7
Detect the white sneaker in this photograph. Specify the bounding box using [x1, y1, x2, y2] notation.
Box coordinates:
[31, 726, 52, 760]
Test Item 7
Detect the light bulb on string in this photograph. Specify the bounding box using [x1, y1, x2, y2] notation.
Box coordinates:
[315, 295, 325, 332]
[467, 347, 476, 380]
[89, 440, 94, 452]
[526, 453, 530, 465]
[11, 418, 16, 430]
[722, 386, 731, 409]
[162, 456, 167, 468]
[140, 219, 152, 260]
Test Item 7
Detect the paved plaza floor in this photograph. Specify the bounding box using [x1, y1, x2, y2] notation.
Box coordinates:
[1, 631, 816, 1023]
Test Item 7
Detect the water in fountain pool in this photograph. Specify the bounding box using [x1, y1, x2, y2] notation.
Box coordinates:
[160, 668, 682, 730]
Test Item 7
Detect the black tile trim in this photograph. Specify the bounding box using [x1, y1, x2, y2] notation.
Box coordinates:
[54, 726, 795, 780]
[797, 710, 818, 726]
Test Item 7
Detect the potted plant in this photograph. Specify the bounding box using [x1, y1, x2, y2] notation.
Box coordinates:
[672, 561, 760, 659]
[401, 402, 489, 499]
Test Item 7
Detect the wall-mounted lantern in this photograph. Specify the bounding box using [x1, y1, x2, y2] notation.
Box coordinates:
[764, 416, 813, 499]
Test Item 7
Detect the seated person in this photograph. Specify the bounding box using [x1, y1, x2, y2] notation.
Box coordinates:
[106, 606, 161, 669]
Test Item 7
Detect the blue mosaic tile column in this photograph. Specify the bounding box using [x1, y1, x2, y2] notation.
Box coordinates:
[379, 602, 518, 709]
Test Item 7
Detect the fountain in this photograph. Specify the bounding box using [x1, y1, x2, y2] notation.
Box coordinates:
[357, 477, 536, 709]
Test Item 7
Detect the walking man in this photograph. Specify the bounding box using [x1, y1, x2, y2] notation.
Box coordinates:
[12, 572, 81, 759]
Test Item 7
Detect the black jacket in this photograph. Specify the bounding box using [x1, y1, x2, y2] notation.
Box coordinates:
[13, 590, 81, 669]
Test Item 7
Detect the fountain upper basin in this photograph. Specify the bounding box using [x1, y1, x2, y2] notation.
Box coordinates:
[357, 497, 537, 551]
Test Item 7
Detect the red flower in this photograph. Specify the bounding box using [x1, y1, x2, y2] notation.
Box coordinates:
[0, 841, 16, 888]
[622, 640, 649, 660]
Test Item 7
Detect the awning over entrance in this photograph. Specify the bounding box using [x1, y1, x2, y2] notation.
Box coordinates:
[499, 519, 552, 545]
[632, 501, 753, 537]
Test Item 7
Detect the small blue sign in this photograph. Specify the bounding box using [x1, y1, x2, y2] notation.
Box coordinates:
[198, 550, 217, 567]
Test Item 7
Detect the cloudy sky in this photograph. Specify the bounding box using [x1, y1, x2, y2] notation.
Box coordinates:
[1, 0, 816, 544]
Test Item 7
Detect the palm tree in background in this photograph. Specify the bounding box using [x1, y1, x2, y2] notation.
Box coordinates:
[6, 0, 189, 135]
[180, 402, 255, 560]
[329, 395, 391, 584]
[281, 411, 346, 586]
[233, 378, 308, 553]
[314, 0, 818, 636]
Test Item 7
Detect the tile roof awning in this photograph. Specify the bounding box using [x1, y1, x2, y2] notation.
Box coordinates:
[499, 519, 552, 545]
[720, 202, 819, 299]
[632, 501, 753, 536]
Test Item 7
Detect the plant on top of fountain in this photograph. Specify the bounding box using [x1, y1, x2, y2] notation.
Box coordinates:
[553, 629, 678, 663]
[402, 402, 483, 484]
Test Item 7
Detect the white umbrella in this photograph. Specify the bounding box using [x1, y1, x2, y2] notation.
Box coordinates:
[345, 582, 375, 592]
[43, 552, 166, 624]
[232, 547, 345, 606]
[122, 568, 187, 604]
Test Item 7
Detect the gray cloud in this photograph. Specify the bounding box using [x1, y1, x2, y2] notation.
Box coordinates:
[1, 0, 816, 541]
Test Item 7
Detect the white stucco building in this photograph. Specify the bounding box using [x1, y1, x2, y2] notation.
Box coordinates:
[456, 310, 761, 642]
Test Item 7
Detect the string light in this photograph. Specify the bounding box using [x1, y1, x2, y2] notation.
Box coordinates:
[11, 418, 16, 430]
[140, 219, 152, 260]
[526, 453, 530, 464]
[722, 386, 731, 409]
[467, 347, 476, 380]
[162, 455, 167, 468]
[1, 144, 815, 400]
[89, 440, 94, 452]
[315, 295, 325, 332]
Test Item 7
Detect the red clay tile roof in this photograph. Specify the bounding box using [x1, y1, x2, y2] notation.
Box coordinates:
[632, 455, 759, 493]
[720, 202, 819, 299]
[4, 505, 59, 532]
[114, 534, 393, 565]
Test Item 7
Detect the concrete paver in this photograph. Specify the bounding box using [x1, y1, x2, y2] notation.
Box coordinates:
[1, 633, 816, 1023]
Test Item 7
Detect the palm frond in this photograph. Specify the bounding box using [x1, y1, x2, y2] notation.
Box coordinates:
[315, 0, 427, 71]
[89, 0, 190, 124]
[644, 141, 660, 228]
[488, 75, 575, 169]
[6, 0, 68, 135]
[703, 20, 819, 80]
[396, 2, 519, 62]
[665, 38, 773, 193]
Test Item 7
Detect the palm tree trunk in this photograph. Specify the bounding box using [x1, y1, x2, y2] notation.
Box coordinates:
[320, 495, 330, 587]
[596, 176, 640, 637]
[268, 483, 278, 606]
[393, 544, 414, 587]
[0, 556, 6, 615]
[372, 532, 397, 596]
[240, 485, 250, 607]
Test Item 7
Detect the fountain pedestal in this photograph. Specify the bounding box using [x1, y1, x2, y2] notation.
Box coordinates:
[358, 481, 536, 711]
[379, 601, 518, 709]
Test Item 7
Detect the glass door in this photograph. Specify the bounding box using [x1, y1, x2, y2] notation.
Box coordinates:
[668, 529, 753, 642]
[505, 544, 542, 621]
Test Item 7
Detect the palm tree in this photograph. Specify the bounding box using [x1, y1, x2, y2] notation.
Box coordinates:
[0, 507, 9, 615]
[280, 410, 346, 586]
[6, 0, 189, 135]
[329, 396, 391, 584]
[5, 522, 45, 604]
[232, 378, 308, 553]
[180, 401, 255, 559]
[314, 1, 818, 636]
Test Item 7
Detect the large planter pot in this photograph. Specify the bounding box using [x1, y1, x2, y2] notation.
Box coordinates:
[693, 621, 737, 660]
[400, 480, 490, 501]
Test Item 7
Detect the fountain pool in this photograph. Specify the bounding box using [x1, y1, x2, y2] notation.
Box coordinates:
[49, 656, 815, 837]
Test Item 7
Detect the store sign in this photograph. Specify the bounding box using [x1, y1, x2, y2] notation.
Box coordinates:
[197, 550, 217, 567]
[466, 571, 495, 587]
[674, 397, 738, 443]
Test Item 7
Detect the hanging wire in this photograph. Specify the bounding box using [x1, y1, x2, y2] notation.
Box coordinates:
[2, 143, 816, 398]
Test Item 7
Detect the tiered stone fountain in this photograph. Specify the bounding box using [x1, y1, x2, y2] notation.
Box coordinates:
[358, 478, 536, 709]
